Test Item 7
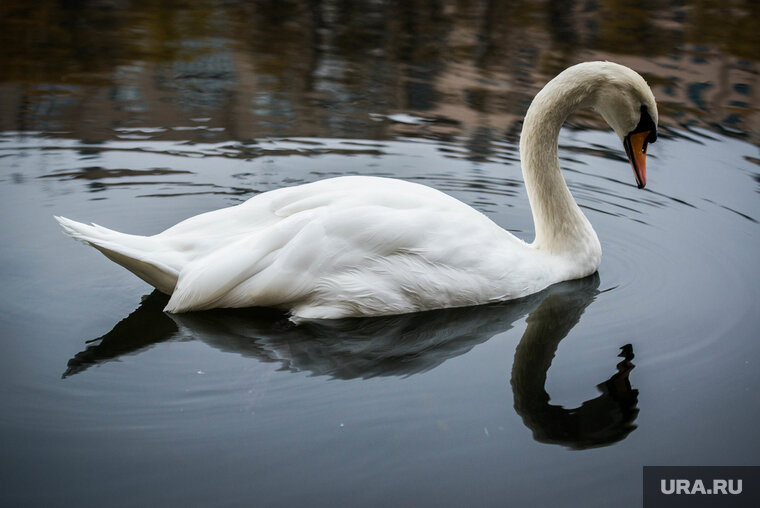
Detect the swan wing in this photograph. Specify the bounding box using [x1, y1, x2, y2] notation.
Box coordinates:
[164, 176, 532, 317]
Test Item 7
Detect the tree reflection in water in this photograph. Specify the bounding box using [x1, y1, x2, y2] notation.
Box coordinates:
[1, 0, 756, 143]
[64, 273, 638, 449]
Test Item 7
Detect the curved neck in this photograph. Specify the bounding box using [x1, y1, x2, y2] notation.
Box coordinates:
[519, 72, 599, 256]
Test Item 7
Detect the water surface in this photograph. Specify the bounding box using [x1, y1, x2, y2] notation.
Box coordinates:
[1, 1, 759, 507]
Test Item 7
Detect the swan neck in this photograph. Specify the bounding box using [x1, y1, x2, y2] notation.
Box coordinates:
[519, 73, 599, 257]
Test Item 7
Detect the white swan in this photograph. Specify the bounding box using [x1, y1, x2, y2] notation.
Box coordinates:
[56, 61, 658, 320]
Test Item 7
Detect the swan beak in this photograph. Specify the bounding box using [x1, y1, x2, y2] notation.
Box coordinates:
[623, 130, 651, 189]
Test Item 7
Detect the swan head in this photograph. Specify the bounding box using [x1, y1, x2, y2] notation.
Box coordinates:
[586, 62, 658, 188]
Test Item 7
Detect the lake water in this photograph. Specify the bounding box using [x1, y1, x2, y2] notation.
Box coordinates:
[1, 1, 759, 506]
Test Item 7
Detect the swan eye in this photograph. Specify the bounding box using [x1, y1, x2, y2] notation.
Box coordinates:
[630, 105, 657, 143]
[623, 105, 656, 189]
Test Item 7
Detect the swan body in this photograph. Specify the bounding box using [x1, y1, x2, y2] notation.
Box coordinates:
[56, 61, 658, 319]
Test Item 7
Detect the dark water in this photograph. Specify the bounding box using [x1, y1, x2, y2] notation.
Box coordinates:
[1, 1, 759, 507]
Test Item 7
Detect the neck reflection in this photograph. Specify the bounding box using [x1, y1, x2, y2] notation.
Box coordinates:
[511, 283, 638, 449]
[64, 274, 638, 449]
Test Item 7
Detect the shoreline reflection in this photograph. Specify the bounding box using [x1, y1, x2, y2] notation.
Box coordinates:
[2, 0, 756, 144]
[64, 273, 639, 449]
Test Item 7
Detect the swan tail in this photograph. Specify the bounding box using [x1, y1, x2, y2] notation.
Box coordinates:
[55, 216, 179, 294]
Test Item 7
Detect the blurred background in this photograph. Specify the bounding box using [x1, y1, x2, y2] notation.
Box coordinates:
[1, 0, 758, 145]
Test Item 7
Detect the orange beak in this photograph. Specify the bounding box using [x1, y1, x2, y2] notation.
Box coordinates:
[623, 130, 652, 189]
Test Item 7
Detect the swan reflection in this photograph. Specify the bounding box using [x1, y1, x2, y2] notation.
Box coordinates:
[511, 285, 638, 449]
[64, 274, 638, 448]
